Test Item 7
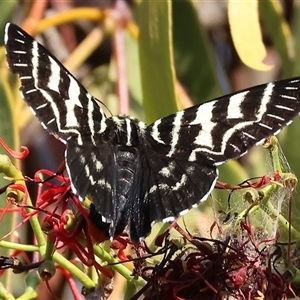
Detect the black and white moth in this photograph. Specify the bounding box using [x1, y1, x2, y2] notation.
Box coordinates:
[4, 23, 300, 241]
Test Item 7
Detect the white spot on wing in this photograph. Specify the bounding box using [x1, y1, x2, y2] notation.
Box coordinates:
[159, 168, 171, 177]
[289, 79, 299, 83]
[91, 152, 103, 171]
[179, 209, 189, 216]
[85, 165, 90, 177]
[162, 216, 175, 223]
[138, 121, 147, 134]
[229, 143, 240, 152]
[190, 101, 215, 125]
[36, 103, 48, 110]
[47, 56, 62, 93]
[193, 124, 215, 149]
[256, 82, 274, 120]
[20, 75, 32, 80]
[46, 118, 55, 125]
[151, 119, 165, 144]
[68, 77, 83, 108]
[280, 94, 296, 100]
[25, 88, 37, 94]
[172, 174, 187, 191]
[149, 185, 158, 194]
[31, 40, 39, 88]
[266, 113, 285, 121]
[4, 23, 10, 45]
[16, 29, 25, 37]
[13, 50, 26, 54]
[227, 91, 248, 119]
[258, 122, 272, 130]
[158, 162, 175, 177]
[76, 134, 83, 146]
[40, 122, 47, 129]
[190, 101, 216, 150]
[96, 160, 103, 171]
[167, 111, 184, 157]
[98, 179, 112, 190]
[14, 38, 25, 44]
[242, 132, 256, 140]
[14, 63, 28, 67]
[112, 116, 124, 127]
[87, 97, 96, 145]
[65, 100, 79, 127]
[275, 104, 293, 111]
[78, 153, 86, 164]
[89, 175, 96, 185]
[125, 118, 132, 146]
[158, 183, 169, 190]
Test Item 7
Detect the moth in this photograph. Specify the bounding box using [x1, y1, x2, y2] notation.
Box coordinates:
[4, 23, 300, 241]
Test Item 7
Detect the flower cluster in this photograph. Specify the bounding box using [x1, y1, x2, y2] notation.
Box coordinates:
[132, 220, 294, 300]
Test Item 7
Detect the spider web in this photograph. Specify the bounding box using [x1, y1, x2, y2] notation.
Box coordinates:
[219, 138, 299, 245]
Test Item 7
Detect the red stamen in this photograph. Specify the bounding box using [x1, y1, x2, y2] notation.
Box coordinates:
[0, 137, 29, 159]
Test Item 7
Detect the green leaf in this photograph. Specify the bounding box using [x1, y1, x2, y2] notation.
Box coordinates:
[124, 30, 144, 119]
[0, 0, 18, 46]
[280, 3, 300, 200]
[0, 48, 19, 259]
[172, 0, 221, 104]
[0, 1, 22, 290]
[259, 0, 294, 77]
[137, 0, 177, 123]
